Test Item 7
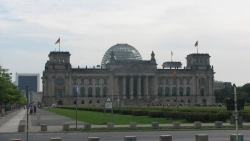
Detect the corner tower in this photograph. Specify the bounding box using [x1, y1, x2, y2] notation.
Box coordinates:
[44, 51, 71, 70]
[186, 53, 211, 70]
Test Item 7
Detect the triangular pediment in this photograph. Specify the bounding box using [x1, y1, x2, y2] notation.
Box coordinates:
[113, 62, 156, 73]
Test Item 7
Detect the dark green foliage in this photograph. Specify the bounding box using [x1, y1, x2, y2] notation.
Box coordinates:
[131, 109, 148, 116]
[57, 106, 250, 123]
[147, 111, 165, 118]
[120, 109, 132, 115]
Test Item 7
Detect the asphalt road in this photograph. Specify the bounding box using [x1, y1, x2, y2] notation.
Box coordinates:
[1, 130, 249, 141]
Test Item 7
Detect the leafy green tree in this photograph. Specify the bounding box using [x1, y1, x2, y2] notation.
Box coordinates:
[214, 88, 233, 103]
[241, 83, 250, 103]
[0, 67, 26, 109]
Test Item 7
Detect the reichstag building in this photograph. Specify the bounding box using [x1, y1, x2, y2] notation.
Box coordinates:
[42, 44, 215, 106]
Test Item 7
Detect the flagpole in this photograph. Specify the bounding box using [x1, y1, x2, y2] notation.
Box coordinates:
[171, 52, 172, 62]
[197, 45, 198, 54]
[59, 42, 60, 52]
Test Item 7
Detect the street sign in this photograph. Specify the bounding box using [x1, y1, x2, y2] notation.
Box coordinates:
[105, 96, 112, 109]
[105, 103, 112, 109]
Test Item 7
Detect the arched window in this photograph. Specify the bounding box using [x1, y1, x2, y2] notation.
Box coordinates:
[96, 87, 100, 97]
[80, 87, 85, 97]
[88, 87, 92, 97]
[179, 87, 183, 96]
[172, 87, 176, 96]
[158, 87, 162, 96]
[165, 87, 169, 96]
[103, 87, 108, 97]
[200, 88, 205, 96]
[186, 87, 190, 96]
[56, 78, 64, 85]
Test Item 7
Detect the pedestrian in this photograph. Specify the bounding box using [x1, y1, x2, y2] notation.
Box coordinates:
[34, 106, 37, 114]
[29, 106, 33, 115]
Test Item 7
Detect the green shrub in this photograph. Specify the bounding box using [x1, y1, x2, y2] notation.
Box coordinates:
[120, 109, 132, 115]
[131, 109, 148, 116]
[148, 111, 165, 118]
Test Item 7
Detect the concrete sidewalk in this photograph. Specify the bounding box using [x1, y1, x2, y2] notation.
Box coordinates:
[0, 109, 26, 132]
[1, 108, 250, 133]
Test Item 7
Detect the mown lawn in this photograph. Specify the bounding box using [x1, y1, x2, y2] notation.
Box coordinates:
[45, 108, 186, 125]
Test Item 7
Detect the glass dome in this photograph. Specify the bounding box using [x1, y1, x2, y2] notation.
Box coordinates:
[101, 44, 142, 68]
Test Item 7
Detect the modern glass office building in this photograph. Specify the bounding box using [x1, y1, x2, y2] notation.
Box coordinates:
[16, 73, 40, 92]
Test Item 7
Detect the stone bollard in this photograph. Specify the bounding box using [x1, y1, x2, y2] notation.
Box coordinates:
[37, 113, 40, 126]
[173, 122, 180, 129]
[107, 122, 114, 130]
[151, 122, 159, 129]
[230, 134, 244, 141]
[50, 137, 61, 141]
[88, 137, 99, 141]
[84, 123, 91, 130]
[1, 109, 5, 116]
[214, 121, 222, 128]
[130, 122, 137, 129]
[41, 124, 47, 131]
[124, 136, 136, 141]
[195, 134, 208, 141]
[63, 123, 69, 131]
[194, 121, 201, 129]
[159, 135, 172, 141]
[18, 120, 26, 132]
[10, 139, 21, 141]
[230, 116, 243, 127]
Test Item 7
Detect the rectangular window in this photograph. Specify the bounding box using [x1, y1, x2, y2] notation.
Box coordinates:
[88, 79, 92, 85]
[165, 79, 169, 85]
[95, 79, 100, 85]
[104, 79, 108, 85]
[81, 79, 84, 85]
[187, 79, 190, 85]
[158, 79, 162, 85]
[179, 79, 183, 84]
[73, 79, 76, 85]
[173, 79, 176, 84]
[58, 89, 62, 97]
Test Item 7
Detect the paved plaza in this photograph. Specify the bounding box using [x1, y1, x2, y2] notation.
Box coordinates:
[0, 108, 250, 133]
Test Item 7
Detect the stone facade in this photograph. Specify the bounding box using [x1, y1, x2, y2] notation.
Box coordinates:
[42, 49, 216, 106]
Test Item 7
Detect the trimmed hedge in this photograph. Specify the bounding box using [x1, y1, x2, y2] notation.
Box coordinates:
[57, 106, 248, 123]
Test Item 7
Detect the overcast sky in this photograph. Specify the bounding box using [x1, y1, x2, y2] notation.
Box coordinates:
[0, 0, 250, 91]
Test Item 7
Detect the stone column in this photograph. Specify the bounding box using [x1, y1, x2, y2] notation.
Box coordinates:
[43, 78, 47, 96]
[51, 76, 55, 97]
[162, 85, 165, 97]
[85, 78, 88, 97]
[170, 79, 172, 97]
[154, 76, 157, 97]
[130, 76, 134, 99]
[138, 76, 141, 98]
[145, 76, 148, 98]
[176, 79, 179, 96]
[123, 76, 126, 99]
[196, 77, 199, 103]
[183, 78, 186, 96]
[100, 78, 103, 97]
[93, 78, 96, 97]
[116, 77, 119, 100]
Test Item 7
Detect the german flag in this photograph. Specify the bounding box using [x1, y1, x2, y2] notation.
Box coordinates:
[172, 69, 177, 80]
[55, 38, 60, 44]
[194, 40, 198, 47]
